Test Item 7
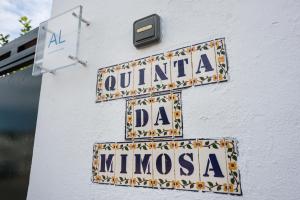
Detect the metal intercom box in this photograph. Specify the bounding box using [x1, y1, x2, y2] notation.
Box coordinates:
[133, 14, 160, 48]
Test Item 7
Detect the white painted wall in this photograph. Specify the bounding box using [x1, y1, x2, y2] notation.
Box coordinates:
[27, 0, 300, 200]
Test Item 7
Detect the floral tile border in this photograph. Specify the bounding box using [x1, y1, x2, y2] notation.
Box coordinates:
[215, 38, 229, 82]
[225, 139, 241, 194]
[91, 138, 241, 195]
[96, 38, 229, 103]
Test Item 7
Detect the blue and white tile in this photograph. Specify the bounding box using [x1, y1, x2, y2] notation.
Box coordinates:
[131, 141, 153, 188]
[134, 96, 153, 139]
[92, 143, 117, 185]
[152, 140, 175, 189]
[198, 139, 229, 193]
[191, 40, 218, 86]
[119, 62, 134, 98]
[114, 142, 134, 186]
[152, 94, 173, 138]
[134, 57, 152, 96]
[174, 139, 200, 191]
[170, 47, 193, 89]
[151, 54, 172, 93]
[96, 66, 119, 101]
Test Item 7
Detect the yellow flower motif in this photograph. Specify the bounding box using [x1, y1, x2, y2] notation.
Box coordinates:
[196, 181, 205, 190]
[229, 184, 234, 192]
[188, 78, 197, 86]
[129, 100, 136, 107]
[130, 61, 137, 68]
[97, 82, 103, 88]
[185, 47, 196, 54]
[165, 52, 173, 60]
[111, 176, 118, 184]
[219, 74, 224, 81]
[147, 56, 155, 63]
[169, 141, 179, 149]
[192, 140, 203, 148]
[100, 95, 107, 101]
[228, 161, 237, 171]
[218, 56, 225, 64]
[212, 74, 218, 81]
[219, 139, 226, 148]
[115, 65, 121, 71]
[97, 144, 104, 150]
[129, 143, 137, 150]
[168, 129, 178, 136]
[97, 96, 102, 101]
[148, 97, 155, 103]
[127, 115, 133, 123]
[167, 94, 177, 101]
[114, 90, 121, 98]
[185, 47, 192, 54]
[111, 143, 119, 150]
[147, 130, 156, 137]
[129, 178, 137, 186]
[148, 142, 156, 149]
[223, 183, 228, 192]
[129, 89, 137, 96]
[172, 180, 181, 189]
[209, 41, 215, 48]
[215, 41, 220, 48]
[94, 175, 102, 182]
[174, 111, 181, 119]
[128, 131, 137, 139]
[149, 179, 158, 187]
[92, 159, 99, 168]
[148, 86, 155, 93]
[168, 82, 176, 89]
[99, 68, 107, 74]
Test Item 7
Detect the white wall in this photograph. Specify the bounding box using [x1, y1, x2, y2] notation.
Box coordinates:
[27, 0, 300, 200]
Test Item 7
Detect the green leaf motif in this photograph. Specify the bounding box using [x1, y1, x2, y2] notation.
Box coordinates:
[212, 143, 218, 149]
[231, 178, 235, 184]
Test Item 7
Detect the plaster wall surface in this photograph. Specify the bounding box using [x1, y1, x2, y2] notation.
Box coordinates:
[27, 0, 300, 200]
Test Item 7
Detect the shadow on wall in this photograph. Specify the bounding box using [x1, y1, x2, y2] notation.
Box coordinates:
[0, 67, 41, 200]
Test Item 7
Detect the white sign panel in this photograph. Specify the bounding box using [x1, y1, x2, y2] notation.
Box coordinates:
[32, 6, 82, 75]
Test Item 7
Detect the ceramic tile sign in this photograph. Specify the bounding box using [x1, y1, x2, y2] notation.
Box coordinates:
[125, 91, 183, 140]
[92, 138, 241, 195]
[96, 38, 228, 102]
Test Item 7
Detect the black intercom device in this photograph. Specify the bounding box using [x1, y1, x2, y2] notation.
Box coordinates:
[133, 14, 160, 48]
